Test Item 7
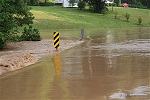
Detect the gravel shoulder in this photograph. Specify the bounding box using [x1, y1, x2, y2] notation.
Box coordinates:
[0, 40, 84, 75]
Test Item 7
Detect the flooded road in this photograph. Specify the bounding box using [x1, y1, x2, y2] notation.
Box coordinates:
[0, 28, 150, 100]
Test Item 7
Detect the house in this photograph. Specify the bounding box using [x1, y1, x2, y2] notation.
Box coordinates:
[105, 0, 114, 4]
[55, 0, 78, 7]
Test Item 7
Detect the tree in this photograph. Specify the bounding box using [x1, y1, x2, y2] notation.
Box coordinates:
[114, 0, 121, 6]
[114, 0, 150, 8]
[69, 0, 76, 7]
[78, 0, 86, 10]
[87, 0, 106, 13]
[44, 0, 48, 3]
[0, 0, 34, 48]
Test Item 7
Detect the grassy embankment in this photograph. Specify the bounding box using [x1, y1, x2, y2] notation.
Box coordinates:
[30, 6, 150, 39]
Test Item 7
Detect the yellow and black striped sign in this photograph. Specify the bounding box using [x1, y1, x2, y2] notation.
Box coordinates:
[53, 32, 60, 49]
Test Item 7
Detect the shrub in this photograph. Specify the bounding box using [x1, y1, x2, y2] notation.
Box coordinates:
[0, 33, 7, 49]
[0, 0, 34, 48]
[39, 2, 54, 6]
[125, 13, 130, 22]
[101, 7, 108, 15]
[21, 26, 41, 41]
[10, 33, 21, 42]
[0, 32, 22, 49]
[78, 0, 86, 10]
[87, 1, 107, 13]
[138, 17, 142, 25]
[114, 11, 118, 19]
[68, 0, 76, 7]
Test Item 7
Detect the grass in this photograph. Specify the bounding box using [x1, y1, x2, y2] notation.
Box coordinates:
[29, 6, 150, 39]
[31, 6, 150, 29]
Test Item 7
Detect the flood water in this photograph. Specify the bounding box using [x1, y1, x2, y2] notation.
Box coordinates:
[0, 28, 150, 100]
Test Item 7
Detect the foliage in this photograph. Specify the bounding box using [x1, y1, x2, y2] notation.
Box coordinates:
[78, 0, 86, 10]
[114, 0, 150, 8]
[114, 0, 121, 6]
[10, 33, 22, 42]
[25, 0, 150, 8]
[85, 0, 106, 13]
[138, 17, 142, 25]
[24, 0, 50, 5]
[68, 0, 76, 7]
[39, 2, 54, 6]
[101, 7, 108, 15]
[25, 0, 54, 6]
[128, 2, 147, 9]
[114, 11, 118, 19]
[0, 32, 7, 49]
[125, 13, 130, 22]
[30, 6, 150, 31]
[21, 26, 41, 41]
[0, 0, 35, 48]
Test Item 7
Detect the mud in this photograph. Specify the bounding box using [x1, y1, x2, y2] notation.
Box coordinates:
[0, 40, 84, 75]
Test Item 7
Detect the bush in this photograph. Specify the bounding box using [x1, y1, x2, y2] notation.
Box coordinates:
[0, 32, 22, 49]
[128, 2, 148, 9]
[125, 13, 130, 22]
[138, 17, 142, 25]
[101, 7, 108, 15]
[0, 33, 7, 49]
[10, 33, 21, 42]
[21, 26, 41, 41]
[39, 2, 54, 6]
[78, 0, 86, 10]
[114, 11, 118, 19]
[0, 0, 34, 49]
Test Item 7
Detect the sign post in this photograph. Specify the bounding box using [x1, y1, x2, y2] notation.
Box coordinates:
[53, 32, 60, 50]
[80, 28, 84, 40]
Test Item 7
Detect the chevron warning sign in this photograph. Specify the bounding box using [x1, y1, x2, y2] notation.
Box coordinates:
[53, 32, 60, 50]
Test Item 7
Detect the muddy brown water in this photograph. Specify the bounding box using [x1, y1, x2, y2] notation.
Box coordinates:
[0, 28, 150, 100]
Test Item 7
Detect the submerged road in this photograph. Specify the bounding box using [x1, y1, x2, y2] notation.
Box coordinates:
[0, 28, 150, 100]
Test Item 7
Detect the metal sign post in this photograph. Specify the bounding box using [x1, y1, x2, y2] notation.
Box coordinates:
[80, 28, 84, 40]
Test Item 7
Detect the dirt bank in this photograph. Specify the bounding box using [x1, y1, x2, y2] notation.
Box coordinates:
[0, 40, 84, 75]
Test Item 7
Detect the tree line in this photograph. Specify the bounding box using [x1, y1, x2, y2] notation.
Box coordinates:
[115, 0, 150, 8]
[24, 0, 150, 9]
[23, 0, 50, 5]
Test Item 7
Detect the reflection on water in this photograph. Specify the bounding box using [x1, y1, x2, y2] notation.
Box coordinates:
[54, 51, 61, 78]
[109, 86, 150, 100]
[0, 28, 150, 100]
[0, 59, 56, 100]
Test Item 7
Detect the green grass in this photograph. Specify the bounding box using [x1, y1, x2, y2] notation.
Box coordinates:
[31, 6, 150, 29]
[29, 6, 150, 39]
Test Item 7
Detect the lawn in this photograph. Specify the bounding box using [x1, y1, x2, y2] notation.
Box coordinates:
[30, 6, 150, 39]
[31, 6, 150, 30]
